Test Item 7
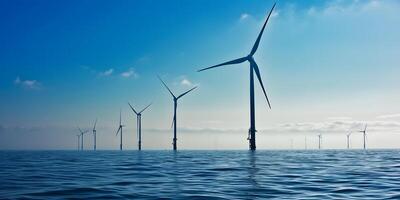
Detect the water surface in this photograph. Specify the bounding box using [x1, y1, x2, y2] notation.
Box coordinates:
[1, 150, 400, 199]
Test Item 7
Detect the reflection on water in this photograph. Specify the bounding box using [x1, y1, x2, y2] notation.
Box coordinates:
[248, 151, 260, 191]
[1, 150, 400, 199]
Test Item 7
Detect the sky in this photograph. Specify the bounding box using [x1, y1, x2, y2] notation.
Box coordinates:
[0, 0, 399, 150]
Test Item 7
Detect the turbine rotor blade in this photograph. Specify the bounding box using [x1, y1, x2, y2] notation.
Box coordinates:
[116, 126, 121, 136]
[128, 102, 138, 115]
[197, 57, 248, 72]
[93, 118, 98, 130]
[157, 75, 176, 98]
[251, 60, 271, 109]
[171, 116, 175, 129]
[139, 103, 152, 114]
[250, 3, 276, 56]
[177, 86, 197, 99]
[119, 109, 122, 126]
[364, 124, 367, 131]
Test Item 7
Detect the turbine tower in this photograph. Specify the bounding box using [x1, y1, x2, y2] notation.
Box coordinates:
[128, 102, 152, 150]
[346, 131, 352, 149]
[78, 127, 88, 150]
[317, 134, 322, 149]
[197, 3, 276, 150]
[158, 76, 197, 150]
[304, 136, 307, 150]
[92, 118, 97, 151]
[116, 109, 125, 150]
[359, 124, 367, 149]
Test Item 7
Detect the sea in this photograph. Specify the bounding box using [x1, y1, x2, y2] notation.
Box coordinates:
[1, 150, 399, 199]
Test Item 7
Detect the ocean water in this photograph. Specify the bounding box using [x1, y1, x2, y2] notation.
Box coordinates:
[1, 150, 400, 199]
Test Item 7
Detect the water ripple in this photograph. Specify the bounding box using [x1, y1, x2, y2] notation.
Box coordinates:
[1, 150, 400, 199]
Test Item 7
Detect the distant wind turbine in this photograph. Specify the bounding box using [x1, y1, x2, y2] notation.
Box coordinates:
[304, 136, 307, 150]
[158, 76, 197, 150]
[78, 127, 89, 150]
[317, 134, 322, 149]
[346, 131, 352, 149]
[197, 3, 276, 150]
[116, 109, 125, 150]
[92, 118, 97, 151]
[128, 102, 152, 150]
[359, 124, 367, 149]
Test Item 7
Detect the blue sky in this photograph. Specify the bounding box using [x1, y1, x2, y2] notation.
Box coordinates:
[1, 0, 400, 149]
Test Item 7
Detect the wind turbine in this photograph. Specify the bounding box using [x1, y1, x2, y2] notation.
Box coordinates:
[317, 134, 322, 149]
[197, 3, 276, 150]
[116, 109, 125, 150]
[359, 124, 367, 149]
[92, 118, 97, 151]
[158, 76, 197, 150]
[78, 127, 88, 150]
[76, 134, 81, 151]
[128, 102, 152, 150]
[346, 131, 352, 149]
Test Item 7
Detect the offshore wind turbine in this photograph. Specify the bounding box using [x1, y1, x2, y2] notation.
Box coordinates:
[359, 124, 367, 149]
[197, 3, 276, 150]
[158, 76, 197, 150]
[116, 109, 125, 150]
[128, 102, 152, 150]
[346, 131, 352, 149]
[78, 127, 88, 150]
[304, 136, 307, 150]
[92, 119, 97, 151]
[317, 134, 322, 149]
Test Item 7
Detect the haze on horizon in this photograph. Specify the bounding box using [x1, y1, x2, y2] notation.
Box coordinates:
[0, 0, 399, 150]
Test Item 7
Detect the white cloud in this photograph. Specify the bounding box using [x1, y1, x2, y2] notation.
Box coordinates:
[307, 6, 317, 15]
[377, 113, 400, 119]
[14, 76, 41, 90]
[181, 78, 193, 87]
[271, 10, 279, 18]
[167, 120, 400, 135]
[274, 120, 400, 133]
[240, 13, 250, 21]
[99, 68, 114, 76]
[305, 0, 392, 16]
[120, 68, 138, 78]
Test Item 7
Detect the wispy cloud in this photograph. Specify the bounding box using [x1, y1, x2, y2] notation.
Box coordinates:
[99, 68, 114, 77]
[154, 120, 400, 135]
[377, 113, 400, 119]
[14, 77, 42, 90]
[240, 13, 250, 21]
[181, 78, 193, 87]
[274, 120, 400, 133]
[306, 0, 392, 16]
[175, 76, 197, 87]
[271, 10, 279, 18]
[120, 68, 138, 79]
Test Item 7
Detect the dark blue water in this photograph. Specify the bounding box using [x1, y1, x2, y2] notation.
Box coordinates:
[1, 150, 400, 199]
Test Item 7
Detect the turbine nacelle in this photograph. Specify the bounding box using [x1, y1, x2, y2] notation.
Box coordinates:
[78, 127, 89, 135]
[92, 118, 97, 133]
